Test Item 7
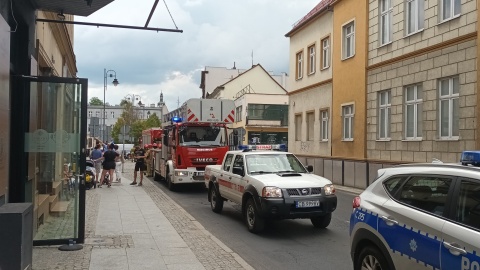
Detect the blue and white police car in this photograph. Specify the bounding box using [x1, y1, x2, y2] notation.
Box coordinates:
[350, 163, 480, 270]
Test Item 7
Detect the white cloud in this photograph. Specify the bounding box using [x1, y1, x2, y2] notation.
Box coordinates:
[75, 0, 320, 113]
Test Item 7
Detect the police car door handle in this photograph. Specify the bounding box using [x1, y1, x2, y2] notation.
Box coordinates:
[381, 216, 398, 226]
[443, 242, 467, 256]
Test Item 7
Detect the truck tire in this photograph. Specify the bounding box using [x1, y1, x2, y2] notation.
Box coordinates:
[244, 198, 265, 233]
[310, 213, 332, 228]
[167, 173, 175, 191]
[209, 186, 223, 213]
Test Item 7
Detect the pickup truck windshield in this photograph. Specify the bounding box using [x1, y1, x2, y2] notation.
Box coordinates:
[178, 126, 226, 147]
[245, 154, 307, 174]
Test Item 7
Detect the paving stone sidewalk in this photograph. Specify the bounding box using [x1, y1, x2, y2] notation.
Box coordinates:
[32, 162, 253, 270]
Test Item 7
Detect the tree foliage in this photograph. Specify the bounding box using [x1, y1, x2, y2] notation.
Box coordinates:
[111, 102, 162, 144]
[89, 97, 103, 106]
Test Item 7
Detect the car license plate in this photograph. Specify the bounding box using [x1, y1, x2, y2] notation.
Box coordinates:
[296, 200, 320, 208]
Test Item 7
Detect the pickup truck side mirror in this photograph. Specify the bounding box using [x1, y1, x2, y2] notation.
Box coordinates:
[306, 165, 313, 173]
[232, 166, 244, 176]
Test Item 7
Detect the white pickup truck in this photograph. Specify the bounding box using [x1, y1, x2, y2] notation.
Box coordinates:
[204, 149, 337, 233]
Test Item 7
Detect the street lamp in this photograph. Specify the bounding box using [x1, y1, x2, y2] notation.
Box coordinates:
[104, 68, 119, 143]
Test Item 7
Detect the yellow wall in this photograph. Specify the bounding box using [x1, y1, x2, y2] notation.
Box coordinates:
[331, 0, 367, 159]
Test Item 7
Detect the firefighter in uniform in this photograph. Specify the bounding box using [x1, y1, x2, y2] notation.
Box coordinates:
[145, 144, 153, 177]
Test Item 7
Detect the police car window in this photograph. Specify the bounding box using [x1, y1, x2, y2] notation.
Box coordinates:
[223, 154, 234, 171]
[383, 176, 407, 197]
[397, 176, 452, 216]
[454, 179, 480, 230]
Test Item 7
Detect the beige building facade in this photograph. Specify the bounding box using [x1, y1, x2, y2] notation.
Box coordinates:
[285, 0, 334, 157]
[366, 0, 477, 163]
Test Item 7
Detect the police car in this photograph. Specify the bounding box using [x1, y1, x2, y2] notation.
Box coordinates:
[350, 163, 480, 270]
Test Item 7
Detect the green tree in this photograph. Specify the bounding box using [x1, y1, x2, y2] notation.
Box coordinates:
[145, 113, 161, 128]
[89, 97, 103, 105]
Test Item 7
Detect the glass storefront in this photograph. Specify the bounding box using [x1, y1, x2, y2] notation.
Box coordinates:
[21, 77, 87, 245]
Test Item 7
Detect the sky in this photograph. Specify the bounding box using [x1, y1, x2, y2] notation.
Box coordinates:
[74, 0, 320, 111]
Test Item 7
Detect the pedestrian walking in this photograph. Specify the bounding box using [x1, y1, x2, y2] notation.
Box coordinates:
[90, 144, 103, 185]
[97, 143, 119, 188]
[113, 144, 125, 182]
[130, 145, 146, 186]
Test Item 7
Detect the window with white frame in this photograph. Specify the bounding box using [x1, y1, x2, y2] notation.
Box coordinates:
[343, 21, 355, 59]
[308, 45, 316, 75]
[320, 110, 329, 141]
[441, 0, 461, 21]
[439, 77, 459, 138]
[296, 51, 303, 79]
[295, 114, 302, 141]
[379, 0, 393, 45]
[406, 0, 424, 35]
[405, 84, 423, 139]
[321, 37, 330, 69]
[307, 112, 315, 141]
[111, 111, 115, 118]
[96, 111, 100, 117]
[88, 111, 92, 118]
[378, 90, 391, 139]
[235, 106, 242, 122]
[342, 105, 354, 140]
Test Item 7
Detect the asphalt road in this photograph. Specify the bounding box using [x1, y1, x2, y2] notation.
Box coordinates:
[151, 178, 356, 270]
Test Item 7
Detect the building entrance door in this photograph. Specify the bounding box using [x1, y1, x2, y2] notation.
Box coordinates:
[20, 76, 87, 245]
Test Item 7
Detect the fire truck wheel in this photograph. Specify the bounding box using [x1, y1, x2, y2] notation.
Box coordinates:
[209, 186, 223, 213]
[167, 173, 176, 191]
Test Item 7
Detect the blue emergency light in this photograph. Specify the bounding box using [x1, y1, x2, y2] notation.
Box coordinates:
[172, 116, 183, 123]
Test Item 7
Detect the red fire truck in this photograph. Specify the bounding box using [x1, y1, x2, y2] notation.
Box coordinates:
[141, 128, 163, 148]
[154, 98, 235, 190]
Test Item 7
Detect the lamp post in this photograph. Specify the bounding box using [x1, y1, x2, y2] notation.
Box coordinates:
[103, 68, 119, 143]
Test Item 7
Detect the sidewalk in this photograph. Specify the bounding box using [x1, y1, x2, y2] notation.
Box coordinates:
[32, 162, 253, 270]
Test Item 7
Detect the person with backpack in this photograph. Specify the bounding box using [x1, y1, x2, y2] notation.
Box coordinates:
[96, 143, 119, 188]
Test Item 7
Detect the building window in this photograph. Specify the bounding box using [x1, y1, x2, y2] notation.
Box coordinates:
[111, 111, 115, 119]
[406, 0, 424, 35]
[235, 106, 242, 122]
[379, 0, 392, 45]
[342, 105, 354, 140]
[321, 37, 330, 69]
[343, 21, 355, 59]
[441, 0, 461, 21]
[307, 45, 316, 75]
[378, 90, 391, 140]
[320, 110, 329, 141]
[439, 77, 459, 139]
[306, 112, 314, 141]
[296, 51, 303, 79]
[295, 114, 302, 141]
[88, 111, 92, 118]
[405, 84, 423, 139]
[96, 111, 100, 117]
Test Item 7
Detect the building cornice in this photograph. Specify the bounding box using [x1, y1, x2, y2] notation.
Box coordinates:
[287, 79, 333, 96]
[367, 32, 477, 71]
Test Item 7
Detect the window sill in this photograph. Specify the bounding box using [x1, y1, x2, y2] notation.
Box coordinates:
[320, 66, 330, 71]
[376, 139, 391, 142]
[404, 28, 424, 39]
[402, 138, 423, 142]
[341, 54, 355, 61]
[377, 41, 392, 49]
[436, 137, 460, 142]
[320, 140, 329, 143]
[307, 72, 316, 76]
[438, 14, 461, 26]
[342, 139, 354, 142]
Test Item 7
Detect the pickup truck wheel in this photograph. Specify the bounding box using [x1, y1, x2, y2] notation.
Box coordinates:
[310, 213, 332, 228]
[209, 186, 223, 213]
[167, 174, 175, 191]
[245, 198, 265, 233]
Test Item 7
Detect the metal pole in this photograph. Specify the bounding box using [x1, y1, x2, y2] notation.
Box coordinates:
[103, 68, 107, 143]
[122, 125, 125, 173]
